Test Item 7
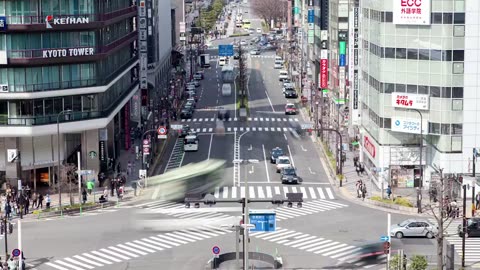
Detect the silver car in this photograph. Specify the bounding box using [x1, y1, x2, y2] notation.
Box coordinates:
[390, 219, 438, 239]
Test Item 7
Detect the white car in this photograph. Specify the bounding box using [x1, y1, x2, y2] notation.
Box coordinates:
[276, 156, 292, 173]
[240, 40, 247, 46]
[256, 28, 262, 33]
[274, 62, 283, 69]
[219, 57, 226, 66]
[250, 49, 261, 55]
[279, 70, 289, 81]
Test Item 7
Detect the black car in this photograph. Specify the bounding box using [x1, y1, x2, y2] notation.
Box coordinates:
[284, 89, 298, 98]
[270, 147, 284, 163]
[180, 108, 194, 119]
[233, 52, 240, 59]
[459, 218, 480, 237]
[179, 125, 191, 137]
[280, 167, 301, 184]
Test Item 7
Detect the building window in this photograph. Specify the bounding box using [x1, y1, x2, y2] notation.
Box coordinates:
[454, 25, 465, 37]
[453, 62, 464, 74]
[418, 85, 429, 94]
[407, 48, 418, 60]
[407, 84, 417, 93]
[432, 13, 443, 24]
[385, 47, 395, 58]
[452, 87, 463, 98]
[453, 13, 465, 24]
[429, 122, 440, 134]
[452, 124, 463, 135]
[441, 87, 452, 98]
[441, 124, 450, 135]
[384, 118, 391, 129]
[443, 13, 453, 24]
[430, 86, 441, 97]
[451, 136, 462, 152]
[395, 84, 406, 92]
[452, 99, 463, 111]
[453, 50, 464, 61]
[418, 49, 430, 60]
[385, 12, 393, 22]
[395, 48, 407, 59]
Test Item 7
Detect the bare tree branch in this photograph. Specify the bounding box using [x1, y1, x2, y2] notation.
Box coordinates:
[251, 0, 287, 29]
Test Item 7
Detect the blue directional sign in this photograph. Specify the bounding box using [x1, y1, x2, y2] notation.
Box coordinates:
[308, 9, 315, 23]
[249, 209, 276, 232]
[0, 16, 6, 31]
[339, 54, 346, 66]
[218, 45, 234, 56]
[380, 236, 390, 241]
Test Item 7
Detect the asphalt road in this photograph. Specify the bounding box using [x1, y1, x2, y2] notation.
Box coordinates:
[17, 2, 438, 270]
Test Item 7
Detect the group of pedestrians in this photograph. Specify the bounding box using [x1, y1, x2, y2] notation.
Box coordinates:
[356, 179, 367, 201]
[1, 185, 52, 219]
[353, 156, 367, 176]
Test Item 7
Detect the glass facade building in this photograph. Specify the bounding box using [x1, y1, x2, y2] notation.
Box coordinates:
[0, 0, 139, 185]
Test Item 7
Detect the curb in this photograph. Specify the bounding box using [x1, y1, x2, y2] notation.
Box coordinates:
[30, 201, 118, 219]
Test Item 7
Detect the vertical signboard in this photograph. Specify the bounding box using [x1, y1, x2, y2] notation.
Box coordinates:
[320, 50, 328, 89]
[349, 5, 360, 125]
[138, 0, 148, 91]
[393, 0, 431, 25]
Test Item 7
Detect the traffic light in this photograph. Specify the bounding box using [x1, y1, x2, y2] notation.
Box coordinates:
[383, 241, 390, 254]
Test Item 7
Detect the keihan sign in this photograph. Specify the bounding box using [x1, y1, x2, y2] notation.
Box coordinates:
[42, 48, 95, 58]
[46, 15, 90, 28]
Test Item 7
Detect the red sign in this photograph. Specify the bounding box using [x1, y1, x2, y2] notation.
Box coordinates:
[320, 59, 328, 89]
[157, 126, 167, 135]
[392, 93, 429, 110]
[143, 147, 149, 154]
[364, 136, 376, 158]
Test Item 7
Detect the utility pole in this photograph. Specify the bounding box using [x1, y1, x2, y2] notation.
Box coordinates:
[462, 184, 467, 267]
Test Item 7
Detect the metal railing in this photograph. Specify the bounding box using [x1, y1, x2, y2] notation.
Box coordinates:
[8, 79, 97, 93]
[4, 6, 137, 25]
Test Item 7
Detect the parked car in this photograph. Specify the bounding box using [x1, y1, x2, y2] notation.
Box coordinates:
[274, 62, 283, 69]
[192, 80, 200, 87]
[193, 71, 204, 80]
[250, 48, 261, 55]
[280, 167, 301, 184]
[256, 28, 262, 33]
[180, 108, 194, 119]
[391, 219, 438, 239]
[270, 147, 284, 163]
[285, 103, 297, 115]
[279, 70, 289, 81]
[276, 156, 292, 173]
[179, 125, 191, 137]
[458, 217, 480, 238]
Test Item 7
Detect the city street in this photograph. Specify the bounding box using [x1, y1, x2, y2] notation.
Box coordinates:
[14, 2, 440, 270]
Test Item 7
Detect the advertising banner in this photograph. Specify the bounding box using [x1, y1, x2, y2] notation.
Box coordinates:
[320, 58, 328, 89]
[391, 116, 428, 134]
[391, 93, 429, 110]
[393, 0, 431, 25]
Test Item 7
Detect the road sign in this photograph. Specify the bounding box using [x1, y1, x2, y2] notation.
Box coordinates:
[249, 209, 276, 232]
[380, 236, 390, 241]
[157, 126, 167, 135]
[212, 246, 220, 255]
[12, 249, 20, 257]
[143, 147, 149, 155]
[139, 169, 147, 178]
[171, 124, 183, 130]
[143, 139, 149, 145]
[218, 45, 234, 56]
[301, 123, 314, 130]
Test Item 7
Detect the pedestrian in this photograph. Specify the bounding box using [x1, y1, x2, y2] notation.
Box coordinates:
[31, 192, 38, 208]
[353, 156, 359, 167]
[127, 161, 132, 176]
[37, 194, 44, 209]
[103, 187, 109, 200]
[116, 162, 121, 173]
[132, 181, 138, 197]
[24, 195, 29, 214]
[7, 257, 17, 270]
[476, 192, 480, 210]
[355, 166, 361, 176]
[361, 185, 367, 201]
[450, 200, 458, 218]
[45, 194, 51, 209]
[4, 203, 11, 219]
[82, 189, 87, 204]
[86, 180, 94, 195]
[110, 179, 115, 197]
[386, 185, 392, 199]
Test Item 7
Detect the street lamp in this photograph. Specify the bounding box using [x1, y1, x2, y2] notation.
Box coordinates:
[232, 158, 259, 270]
[57, 109, 72, 214]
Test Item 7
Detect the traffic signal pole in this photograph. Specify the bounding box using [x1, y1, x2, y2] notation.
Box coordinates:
[387, 213, 391, 268]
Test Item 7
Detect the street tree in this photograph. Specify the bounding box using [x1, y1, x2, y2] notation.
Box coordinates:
[423, 167, 456, 269]
[237, 44, 248, 108]
[251, 0, 288, 30]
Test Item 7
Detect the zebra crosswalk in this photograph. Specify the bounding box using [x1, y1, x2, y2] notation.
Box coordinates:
[212, 185, 335, 200]
[181, 117, 300, 122]
[435, 218, 480, 265]
[250, 227, 383, 269]
[40, 225, 232, 270]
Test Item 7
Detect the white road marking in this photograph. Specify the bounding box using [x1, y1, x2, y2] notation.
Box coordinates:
[63, 258, 95, 269]
[215, 187, 220, 197]
[308, 167, 316, 174]
[232, 186, 237, 198]
[266, 186, 272, 198]
[44, 263, 70, 270]
[284, 133, 288, 140]
[240, 187, 245, 198]
[274, 186, 281, 195]
[73, 255, 103, 267]
[207, 134, 214, 160]
[309, 187, 317, 199]
[326, 188, 335, 199]
[257, 187, 266, 198]
[249, 186, 255, 198]
[265, 91, 275, 112]
[262, 144, 271, 183]
[287, 145, 295, 167]
[317, 188, 326, 199]
[254, 118, 258, 121]
[222, 187, 229, 198]
[81, 253, 112, 265]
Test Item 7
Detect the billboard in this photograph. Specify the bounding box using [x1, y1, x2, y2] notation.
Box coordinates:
[320, 58, 328, 89]
[391, 117, 428, 134]
[392, 93, 429, 110]
[393, 0, 431, 25]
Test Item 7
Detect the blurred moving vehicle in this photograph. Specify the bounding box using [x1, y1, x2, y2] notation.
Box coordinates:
[250, 48, 261, 55]
[276, 156, 292, 173]
[356, 242, 386, 263]
[284, 88, 298, 98]
[142, 159, 226, 202]
[391, 219, 438, 239]
[458, 217, 480, 237]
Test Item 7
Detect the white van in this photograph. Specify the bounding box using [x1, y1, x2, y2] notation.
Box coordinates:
[219, 57, 227, 66]
[222, 84, 232, 96]
[279, 70, 289, 81]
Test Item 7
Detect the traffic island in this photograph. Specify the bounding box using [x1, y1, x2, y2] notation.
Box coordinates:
[31, 201, 118, 219]
[207, 252, 283, 269]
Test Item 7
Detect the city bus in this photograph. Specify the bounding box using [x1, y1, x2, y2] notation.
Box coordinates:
[242, 19, 251, 30]
[184, 135, 199, 152]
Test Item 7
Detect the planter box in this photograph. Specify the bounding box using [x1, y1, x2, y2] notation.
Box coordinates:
[34, 201, 116, 218]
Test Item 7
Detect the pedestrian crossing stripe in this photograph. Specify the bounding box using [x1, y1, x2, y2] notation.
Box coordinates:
[180, 117, 300, 122]
[431, 218, 480, 264]
[207, 186, 336, 200]
[250, 227, 380, 269]
[41, 226, 232, 270]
